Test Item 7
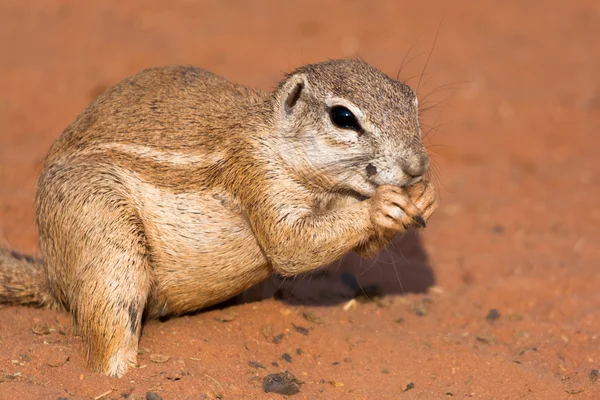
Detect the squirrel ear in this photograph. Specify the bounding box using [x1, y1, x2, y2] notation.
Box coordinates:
[281, 74, 308, 114]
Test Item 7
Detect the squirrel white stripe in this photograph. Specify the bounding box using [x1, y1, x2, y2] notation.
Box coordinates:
[98, 143, 222, 166]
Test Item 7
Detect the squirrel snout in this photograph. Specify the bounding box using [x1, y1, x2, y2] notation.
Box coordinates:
[367, 155, 430, 188]
[402, 156, 430, 179]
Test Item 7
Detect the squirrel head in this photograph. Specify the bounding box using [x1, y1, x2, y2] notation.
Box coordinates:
[272, 59, 429, 198]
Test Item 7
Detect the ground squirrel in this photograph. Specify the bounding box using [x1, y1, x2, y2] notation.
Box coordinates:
[0, 59, 437, 377]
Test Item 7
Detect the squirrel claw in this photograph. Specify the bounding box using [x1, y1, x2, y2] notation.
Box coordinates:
[413, 215, 427, 228]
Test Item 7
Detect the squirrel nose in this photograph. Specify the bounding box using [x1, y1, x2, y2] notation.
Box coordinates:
[402, 156, 430, 178]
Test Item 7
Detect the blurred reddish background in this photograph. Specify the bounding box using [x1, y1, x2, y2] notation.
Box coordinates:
[1, 1, 599, 398]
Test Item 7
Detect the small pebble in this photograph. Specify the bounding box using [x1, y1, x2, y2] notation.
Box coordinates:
[47, 353, 69, 367]
[590, 369, 599, 383]
[279, 308, 293, 317]
[271, 361, 279, 367]
[292, 324, 309, 336]
[214, 312, 237, 323]
[486, 308, 501, 321]
[281, 353, 292, 363]
[491, 224, 505, 234]
[261, 325, 273, 340]
[57, 325, 68, 335]
[410, 301, 428, 317]
[248, 361, 266, 369]
[476, 334, 497, 345]
[32, 323, 51, 335]
[302, 311, 323, 325]
[149, 354, 170, 363]
[343, 299, 357, 311]
[403, 381, 415, 392]
[273, 334, 284, 344]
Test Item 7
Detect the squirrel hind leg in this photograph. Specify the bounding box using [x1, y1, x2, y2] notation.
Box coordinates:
[60, 197, 154, 377]
[70, 248, 152, 377]
[37, 166, 156, 376]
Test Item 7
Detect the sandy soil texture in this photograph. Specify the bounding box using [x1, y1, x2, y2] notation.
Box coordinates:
[1, 1, 599, 399]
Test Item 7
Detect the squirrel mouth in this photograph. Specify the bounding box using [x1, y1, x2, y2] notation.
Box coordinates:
[353, 191, 369, 201]
[347, 181, 377, 200]
[401, 175, 423, 188]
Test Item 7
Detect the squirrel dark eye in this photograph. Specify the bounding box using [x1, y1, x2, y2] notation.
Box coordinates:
[329, 106, 361, 131]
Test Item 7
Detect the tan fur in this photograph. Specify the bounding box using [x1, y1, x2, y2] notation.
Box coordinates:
[0, 60, 437, 376]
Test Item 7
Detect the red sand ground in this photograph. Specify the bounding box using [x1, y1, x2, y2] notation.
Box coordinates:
[1, 1, 599, 399]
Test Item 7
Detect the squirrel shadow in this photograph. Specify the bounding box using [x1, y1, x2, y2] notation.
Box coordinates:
[227, 231, 435, 308]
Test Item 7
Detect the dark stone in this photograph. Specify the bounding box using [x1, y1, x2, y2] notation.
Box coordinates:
[486, 308, 501, 322]
[263, 372, 301, 395]
[146, 392, 163, 400]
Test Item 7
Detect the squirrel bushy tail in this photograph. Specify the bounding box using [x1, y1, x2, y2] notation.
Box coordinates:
[0, 248, 52, 307]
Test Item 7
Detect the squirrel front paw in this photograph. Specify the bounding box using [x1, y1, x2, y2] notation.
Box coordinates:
[369, 181, 437, 233]
[405, 180, 437, 223]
